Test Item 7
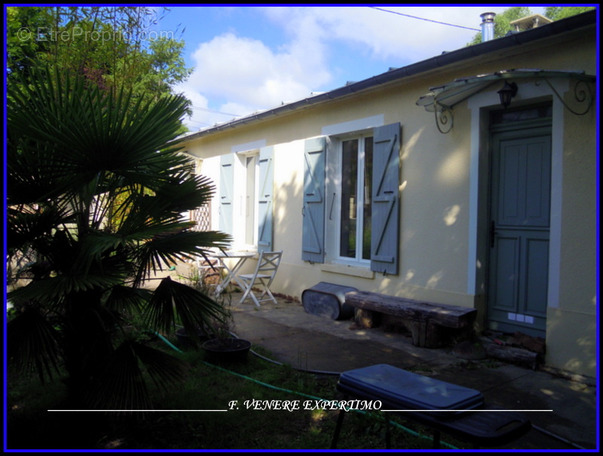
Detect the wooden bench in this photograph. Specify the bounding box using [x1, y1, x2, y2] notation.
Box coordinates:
[345, 291, 477, 348]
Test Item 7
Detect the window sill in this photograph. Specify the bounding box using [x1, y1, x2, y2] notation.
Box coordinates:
[320, 263, 374, 279]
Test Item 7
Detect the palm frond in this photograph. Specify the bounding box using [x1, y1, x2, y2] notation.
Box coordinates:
[133, 230, 231, 286]
[145, 277, 228, 336]
[7, 66, 227, 409]
[103, 286, 153, 314]
[8, 272, 125, 303]
[7, 307, 62, 383]
[85, 341, 152, 411]
[84, 340, 188, 411]
[9, 67, 190, 197]
[7, 204, 74, 254]
[130, 342, 189, 391]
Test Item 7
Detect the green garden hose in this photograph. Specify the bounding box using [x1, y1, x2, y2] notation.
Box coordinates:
[154, 331, 457, 449]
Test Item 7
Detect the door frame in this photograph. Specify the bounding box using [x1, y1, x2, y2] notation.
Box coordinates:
[468, 80, 568, 341]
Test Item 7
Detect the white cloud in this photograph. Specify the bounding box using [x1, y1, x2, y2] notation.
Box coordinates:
[264, 6, 512, 63]
[177, 6, 544, 131]
[178, 28, 332, 130]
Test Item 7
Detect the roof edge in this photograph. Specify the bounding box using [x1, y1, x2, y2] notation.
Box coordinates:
[179, 9, 596, 143]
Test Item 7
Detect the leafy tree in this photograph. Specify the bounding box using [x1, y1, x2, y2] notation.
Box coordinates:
[6, 6, 54, 79]
[545, 7, 596, 21]
[467, 6, 596, 45]
[6, 68, 230, 409]
[6, 6, 192, 101]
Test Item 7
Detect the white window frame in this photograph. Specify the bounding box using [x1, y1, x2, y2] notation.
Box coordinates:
[233, 150, 259, 250]
[326, 131, 373, 268]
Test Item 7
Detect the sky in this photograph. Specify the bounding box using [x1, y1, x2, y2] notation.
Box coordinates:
[150, 5, 547, 132]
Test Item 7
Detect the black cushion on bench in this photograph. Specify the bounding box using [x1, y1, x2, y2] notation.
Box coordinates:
[333, 364, 531, 449]
[338, 364, 484, 412]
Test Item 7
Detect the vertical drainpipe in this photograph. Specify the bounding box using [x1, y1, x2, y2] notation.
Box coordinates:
[480, 12, 496, 42]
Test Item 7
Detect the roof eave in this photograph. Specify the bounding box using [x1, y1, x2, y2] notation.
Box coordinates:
[178, 10, 596, 143]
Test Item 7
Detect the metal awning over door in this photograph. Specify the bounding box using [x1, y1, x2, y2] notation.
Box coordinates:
[416, 69, 595, 133]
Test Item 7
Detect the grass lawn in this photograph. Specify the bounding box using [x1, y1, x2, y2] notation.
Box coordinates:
[7, 341, 461, 450]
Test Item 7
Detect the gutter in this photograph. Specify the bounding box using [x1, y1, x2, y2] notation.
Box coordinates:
[178, 10, 595, 142]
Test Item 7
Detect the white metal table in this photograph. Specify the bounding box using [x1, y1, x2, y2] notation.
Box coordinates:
[213, 251, 256, 295]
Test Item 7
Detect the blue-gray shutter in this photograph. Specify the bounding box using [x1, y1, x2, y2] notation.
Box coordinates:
[257, 146, 274, 252]
[302, 137, 326, 263]
[219, 154, 234, 237]
[371, 123, 401, 275]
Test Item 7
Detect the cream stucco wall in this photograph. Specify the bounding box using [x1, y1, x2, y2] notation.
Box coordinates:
[544, 85, 597, 377]
[180, 23, 597, 377]
[186, 81, 478, 306]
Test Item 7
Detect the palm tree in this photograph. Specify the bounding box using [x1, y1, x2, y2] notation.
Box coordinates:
[7, 68, 231, 409]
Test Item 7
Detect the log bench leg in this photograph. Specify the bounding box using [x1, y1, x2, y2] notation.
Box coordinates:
[355, 308, 468, 348]
[404, 319, 447, 348]
[405, 318, 428, 347]
[354, 308, 380, 328]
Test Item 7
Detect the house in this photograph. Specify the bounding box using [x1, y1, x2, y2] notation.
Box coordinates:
[179, 11, 597, 378]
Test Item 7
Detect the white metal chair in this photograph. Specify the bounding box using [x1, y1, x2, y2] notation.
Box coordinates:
[238, 251, 282, 306]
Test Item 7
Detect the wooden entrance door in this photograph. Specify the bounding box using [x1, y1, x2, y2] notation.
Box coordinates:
[488, 126, 551, 337]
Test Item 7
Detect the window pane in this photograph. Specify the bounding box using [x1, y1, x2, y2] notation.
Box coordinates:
[490, 104, 552, 124]
[340, 140, 358, 258]
[362, 137, 373, 260]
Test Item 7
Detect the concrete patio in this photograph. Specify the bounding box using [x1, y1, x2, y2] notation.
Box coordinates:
[225, 291, 597, 450]
[156, 265, 597, 450]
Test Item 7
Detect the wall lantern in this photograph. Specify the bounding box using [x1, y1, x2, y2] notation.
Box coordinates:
[497, 81, 518, 108]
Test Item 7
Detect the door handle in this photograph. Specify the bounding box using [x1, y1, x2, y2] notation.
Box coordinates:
[490, 220, 497, 248]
